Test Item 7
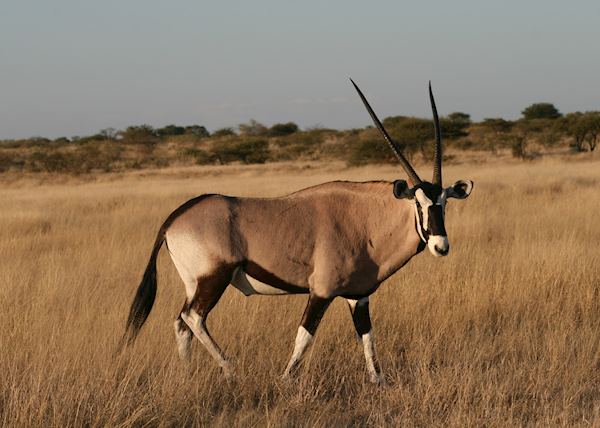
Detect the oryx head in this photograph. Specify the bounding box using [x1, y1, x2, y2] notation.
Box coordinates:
[351, 79, 473, 257]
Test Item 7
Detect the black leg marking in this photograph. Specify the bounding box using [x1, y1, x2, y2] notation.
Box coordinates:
[186, 266, 232, 319]
[283, 294, 333, 378]
[346, 298, 382, 383]
[301, 294, 333, 335]
[351, 299, 373, 336]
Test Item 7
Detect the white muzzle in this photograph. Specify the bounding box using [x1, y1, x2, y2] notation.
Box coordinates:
[427, 235, 449, 257]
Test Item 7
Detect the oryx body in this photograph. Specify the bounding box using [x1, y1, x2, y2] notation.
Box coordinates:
[123, 81, 473, 383]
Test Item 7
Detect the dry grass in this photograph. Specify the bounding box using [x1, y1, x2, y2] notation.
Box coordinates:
[1, 157, 600, 427]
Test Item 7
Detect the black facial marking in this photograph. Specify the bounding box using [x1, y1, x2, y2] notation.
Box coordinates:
[427, 205, 447, 237]
[414, 182, 443, 202]
[414, 202, 428, 241]
[393, 179, 449, 244]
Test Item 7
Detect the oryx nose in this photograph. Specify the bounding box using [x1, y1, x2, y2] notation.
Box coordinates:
[435, 244, 449, 256]
[428, 235, 449, 257]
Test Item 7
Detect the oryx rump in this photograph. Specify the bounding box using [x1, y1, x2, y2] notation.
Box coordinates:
[122, 80, 474, 384]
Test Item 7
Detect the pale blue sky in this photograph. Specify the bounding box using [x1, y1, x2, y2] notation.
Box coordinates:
[1, 1, 599, 139]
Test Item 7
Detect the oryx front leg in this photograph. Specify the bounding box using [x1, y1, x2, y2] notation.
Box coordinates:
[283, 294, 332, 379]
[346, 297, 383, 384]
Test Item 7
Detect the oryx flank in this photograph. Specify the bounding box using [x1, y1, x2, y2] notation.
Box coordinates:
[122, 80, 473, 384]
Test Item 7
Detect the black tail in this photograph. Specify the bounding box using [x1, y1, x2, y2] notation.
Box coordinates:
[120, 229, 165, 347]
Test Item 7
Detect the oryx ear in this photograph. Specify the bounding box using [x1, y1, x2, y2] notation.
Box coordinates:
[447, 180, 473, 199]
[393, 180, 414, 199]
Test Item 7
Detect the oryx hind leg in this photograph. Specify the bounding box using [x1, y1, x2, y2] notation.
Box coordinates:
[179, 268, 233, 377]
[174, 305, 193, 361]
[346, 297, 383, 384]
[283, 294, 332, 379]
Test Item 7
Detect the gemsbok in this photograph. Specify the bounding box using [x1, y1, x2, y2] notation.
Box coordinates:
[122, 80, 474, 384]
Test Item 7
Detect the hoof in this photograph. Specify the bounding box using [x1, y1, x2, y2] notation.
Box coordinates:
[221, 363, 235, 379]
[369, 373, 385, 385]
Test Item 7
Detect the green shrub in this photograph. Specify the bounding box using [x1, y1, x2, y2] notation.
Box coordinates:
[345, 133, 396, 166]
[268, 122, 299, 137]
[27, 151, 86, 173]
[212, 139, 270, 164]
[185, 125, 210, 138]
[212, 127, 236, 138]
[119, 125, 158, 145]
[182, 148, 217, 165]
[0, 153, 18, 172]
[157, 124, 186, 137]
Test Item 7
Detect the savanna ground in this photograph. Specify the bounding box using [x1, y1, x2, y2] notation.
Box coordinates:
[1, 155, 599, 427]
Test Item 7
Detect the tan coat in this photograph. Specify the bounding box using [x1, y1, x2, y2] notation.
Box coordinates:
[166, 181, 422, 299]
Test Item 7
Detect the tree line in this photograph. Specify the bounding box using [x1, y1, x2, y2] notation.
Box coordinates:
[0, 102, 598, 174]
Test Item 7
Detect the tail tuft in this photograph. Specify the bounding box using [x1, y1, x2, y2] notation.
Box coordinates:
[120, 231, 164, 348]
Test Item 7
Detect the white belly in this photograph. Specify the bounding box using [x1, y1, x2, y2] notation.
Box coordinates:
[231, 267, 289, 296]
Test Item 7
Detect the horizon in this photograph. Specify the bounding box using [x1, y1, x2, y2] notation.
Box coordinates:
[2, 1, 599, 139]
[0, 104, 569, 142]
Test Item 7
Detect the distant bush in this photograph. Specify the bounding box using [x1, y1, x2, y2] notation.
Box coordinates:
[522, 103, 562, 120]
[345, 128, 399, 166]
[270, 128, 333, 161]
[212, 127, 236, 138]
[212, 139, 269, 164]
[185, 125, 210, 138]
[182, 148, 217, 165]
[157, 124, 186, 137]
[239, 120, 268, 137]
[447, 112, 471, 125]
[0, 153, 19, 172]
[28, 151, 85, 173]
[451, 138, 477, 150]
[510, 136, 527, 159]
[268, 122, 299, 137]
[119, 125, 158, 145]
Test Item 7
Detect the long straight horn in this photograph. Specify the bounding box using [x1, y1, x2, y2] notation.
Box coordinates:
[350, 79, 422, 185]
[429, 81, 442, 186]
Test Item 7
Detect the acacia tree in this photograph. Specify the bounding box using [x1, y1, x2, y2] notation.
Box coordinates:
[185, 125, 210, 138]
[156, 124, 185, 137]
[562, 113, 588, 152]
[99, 128, 118, 140]
[581, 112, 600, 151]
[238, 119, 268, 136]
[481, 118, 514, 154]
[119, 125, 158, 146]
[447, 112, 471, 125]
[212, 127, 236, 137]
[384, 116, 432, 160]
[268, 122, 299, 137]
[522, 103, 562, 120]
[506, 120, 531, 159]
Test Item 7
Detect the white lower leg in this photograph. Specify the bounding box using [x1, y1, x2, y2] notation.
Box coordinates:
[283, 326, 314, 377]
[173, 319, 192, 361]
[181, 310, 232, 375]
[362, 330, 382, 383]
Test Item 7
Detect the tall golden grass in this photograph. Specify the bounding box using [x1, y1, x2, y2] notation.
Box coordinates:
[1, 157, 599, 426]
